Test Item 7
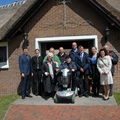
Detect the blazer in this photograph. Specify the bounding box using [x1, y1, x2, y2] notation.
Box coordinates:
[69, 49, 79, 62]
[109, 51, 118, 75]
[75, 52, 90, 75]
[19, 54, 33, 75]
[32, 56, 43, 71]
[59, 61, 77, 71]
[57, 52, 68, 63]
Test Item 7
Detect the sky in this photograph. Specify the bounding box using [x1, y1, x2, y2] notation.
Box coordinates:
[0, 0, 25, 6]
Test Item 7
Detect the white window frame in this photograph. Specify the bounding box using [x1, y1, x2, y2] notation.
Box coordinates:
[0, 42, 9, 69]
[35, 35, 98, 52]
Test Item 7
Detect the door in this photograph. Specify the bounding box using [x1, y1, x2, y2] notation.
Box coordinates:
[40, 40, 94, 57]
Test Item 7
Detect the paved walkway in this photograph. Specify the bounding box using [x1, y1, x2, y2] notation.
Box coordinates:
[13, 94, 117, 106]
[4, 94, 120, 120]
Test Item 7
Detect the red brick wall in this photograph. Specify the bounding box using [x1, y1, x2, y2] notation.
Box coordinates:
[0, 0, 120, 95]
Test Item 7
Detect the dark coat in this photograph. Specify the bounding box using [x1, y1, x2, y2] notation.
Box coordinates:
[32, 56, 43, 71]
[75, 52, 90, 76]
[57, 52, 68, 63]
[41, 62, 57, 92]
[59, 61, 77, 71]
[69, 49, 79, 62]
[19, 54, 33, 75]
[109, 51, 118, 75]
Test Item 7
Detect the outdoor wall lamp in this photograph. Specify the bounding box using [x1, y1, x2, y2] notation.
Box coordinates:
[23, 31, 29, 46]
[105, 27, 110, 42]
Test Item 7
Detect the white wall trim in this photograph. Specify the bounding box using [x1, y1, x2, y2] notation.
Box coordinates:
[35, 35, 98, 52]
[0, 42, 9, 69]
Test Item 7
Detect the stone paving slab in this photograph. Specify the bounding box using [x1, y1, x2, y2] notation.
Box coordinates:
[13, 94, 117, 106]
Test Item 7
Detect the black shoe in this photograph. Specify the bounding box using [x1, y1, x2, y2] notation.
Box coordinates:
[35, 93, 38, 96]
[84, 94, 89, 98]
[22, 95, 25, 99]
[93, 93, 99, 97]
[39, 93, 42, 96]
[92, 94, 97, 97]
[78, 93, 83, 97]
[96, 94, 99, 97]
[51, 92, 55, 98]
[26, 95, 33, 98]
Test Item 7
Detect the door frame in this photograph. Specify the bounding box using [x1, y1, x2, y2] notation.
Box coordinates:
[35, 35, 98, 53]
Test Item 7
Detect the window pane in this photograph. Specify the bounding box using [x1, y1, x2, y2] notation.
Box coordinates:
[0, 46, 7, 62]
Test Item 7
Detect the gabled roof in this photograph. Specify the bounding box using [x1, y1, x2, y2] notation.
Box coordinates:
[0, 1, 24, 28]
[0, 0, 47, 41]
[84, 0, 120, 29]
[106, 0, 120, 12]
[0, 0, 120, 41]
[95, 0, 120, 21]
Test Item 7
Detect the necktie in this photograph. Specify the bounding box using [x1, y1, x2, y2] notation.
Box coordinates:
[80, 53, 83, 62]
[26, 55, 29, 60]
[37, 56, 39, 69]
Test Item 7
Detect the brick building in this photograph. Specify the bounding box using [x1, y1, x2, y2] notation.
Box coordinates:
[0, 0, 120, 95]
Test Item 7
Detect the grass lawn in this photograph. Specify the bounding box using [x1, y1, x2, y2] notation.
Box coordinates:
[114, 92, 120, 106]
[0, 94, 19, 120]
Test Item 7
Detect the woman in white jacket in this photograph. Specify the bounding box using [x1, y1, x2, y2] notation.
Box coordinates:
[97, 48, 113, 100]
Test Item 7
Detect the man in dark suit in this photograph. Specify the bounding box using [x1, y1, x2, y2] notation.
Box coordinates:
[32, 49, 43, 96]
[57, 47, 68, 63]
[75, 45, 90, 97]
[19, 47, 33, 99]
[69, 42, 79, 62]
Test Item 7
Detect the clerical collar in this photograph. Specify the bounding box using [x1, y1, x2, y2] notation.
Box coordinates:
[36, 54, 40, 57]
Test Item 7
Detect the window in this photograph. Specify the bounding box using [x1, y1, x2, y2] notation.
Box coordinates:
[0, 46, 7, 62]
[0, 42, 9, 69]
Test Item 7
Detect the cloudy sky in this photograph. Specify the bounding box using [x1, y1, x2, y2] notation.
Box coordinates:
[0, 0, 25, 6]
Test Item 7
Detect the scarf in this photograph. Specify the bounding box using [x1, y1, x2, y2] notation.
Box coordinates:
[47, 62, 54, 79]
